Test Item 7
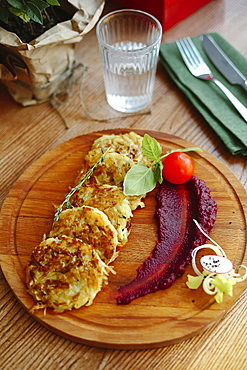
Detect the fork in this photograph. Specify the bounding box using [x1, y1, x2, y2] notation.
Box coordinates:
[176, 37, 247, 122]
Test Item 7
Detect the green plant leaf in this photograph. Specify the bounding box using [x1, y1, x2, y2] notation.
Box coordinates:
[123, 164, 156, 196]
[46, 0, 60, 5]
[30, 0, 49, 11]
[6, 0, 23, 9]
[25, 2, 43, 24]
[142, 134, 162, 162]
[8, 7, 30, 22]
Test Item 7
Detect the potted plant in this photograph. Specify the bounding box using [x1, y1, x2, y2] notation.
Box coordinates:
[0, 0, 105, 105]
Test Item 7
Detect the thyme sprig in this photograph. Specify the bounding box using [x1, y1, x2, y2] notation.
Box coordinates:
[54, 147, 110, 222]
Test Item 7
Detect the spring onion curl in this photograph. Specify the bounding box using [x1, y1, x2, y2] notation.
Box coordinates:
[186, 219, 247, 303]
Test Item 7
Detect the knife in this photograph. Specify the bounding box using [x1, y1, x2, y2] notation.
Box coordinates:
[201, 34, 247, 91]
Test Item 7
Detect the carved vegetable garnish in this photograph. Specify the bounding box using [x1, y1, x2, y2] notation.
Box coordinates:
[187, 220, 247, 303]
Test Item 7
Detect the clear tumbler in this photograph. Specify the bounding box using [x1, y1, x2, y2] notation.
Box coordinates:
[96, 9, 162, 113]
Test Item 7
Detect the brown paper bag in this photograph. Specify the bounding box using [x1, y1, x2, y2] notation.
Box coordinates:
[0, 0, 105, 105]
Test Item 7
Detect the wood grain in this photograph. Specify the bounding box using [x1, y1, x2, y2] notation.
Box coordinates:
[0, 129, 246, 349]
[1, 0, 247, 368]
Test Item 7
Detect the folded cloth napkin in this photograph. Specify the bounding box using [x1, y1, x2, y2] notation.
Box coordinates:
[159, 33, 247, 155]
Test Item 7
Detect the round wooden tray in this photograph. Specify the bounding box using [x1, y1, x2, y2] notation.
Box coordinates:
[0, 129, 247, 349]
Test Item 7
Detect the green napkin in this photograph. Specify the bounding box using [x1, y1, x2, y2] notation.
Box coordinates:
[159, 33, 247, 155]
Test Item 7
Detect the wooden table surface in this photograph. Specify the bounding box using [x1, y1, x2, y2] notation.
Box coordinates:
[1, 0, 247, 369]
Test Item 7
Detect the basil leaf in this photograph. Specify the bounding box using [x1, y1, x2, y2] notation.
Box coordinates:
[142, 134, 162, 162]
[123, 164, 156, 196]
[161, 147, 203, 160]
[153, 161, 163, 184]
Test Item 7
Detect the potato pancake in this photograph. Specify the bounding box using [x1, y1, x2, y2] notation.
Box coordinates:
[71, 184, 132, 247]
[26, 132, 150, 312]
[75, 152, 146, 210]
[49, 206, 118, 264]
[85, 132, 152, 167]
[76, 152, 133, 187]
[26, 236, 111, 313]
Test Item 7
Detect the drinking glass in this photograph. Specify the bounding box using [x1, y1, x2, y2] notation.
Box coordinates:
[96, 9, 162, 113]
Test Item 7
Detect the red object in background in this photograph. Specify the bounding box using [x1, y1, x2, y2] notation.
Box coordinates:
[113, 0, 214, 30]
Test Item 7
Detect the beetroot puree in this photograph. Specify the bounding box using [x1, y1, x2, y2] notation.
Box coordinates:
[117, 176, 217, 305]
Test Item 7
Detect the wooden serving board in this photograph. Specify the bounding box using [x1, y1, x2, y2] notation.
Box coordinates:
[1, 129, 247, 349]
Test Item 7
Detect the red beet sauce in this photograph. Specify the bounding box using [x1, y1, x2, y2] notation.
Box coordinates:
[117, 176, 217, 305]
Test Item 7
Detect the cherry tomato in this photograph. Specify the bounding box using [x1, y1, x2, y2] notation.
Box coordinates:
[162, 152, 194, 184]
